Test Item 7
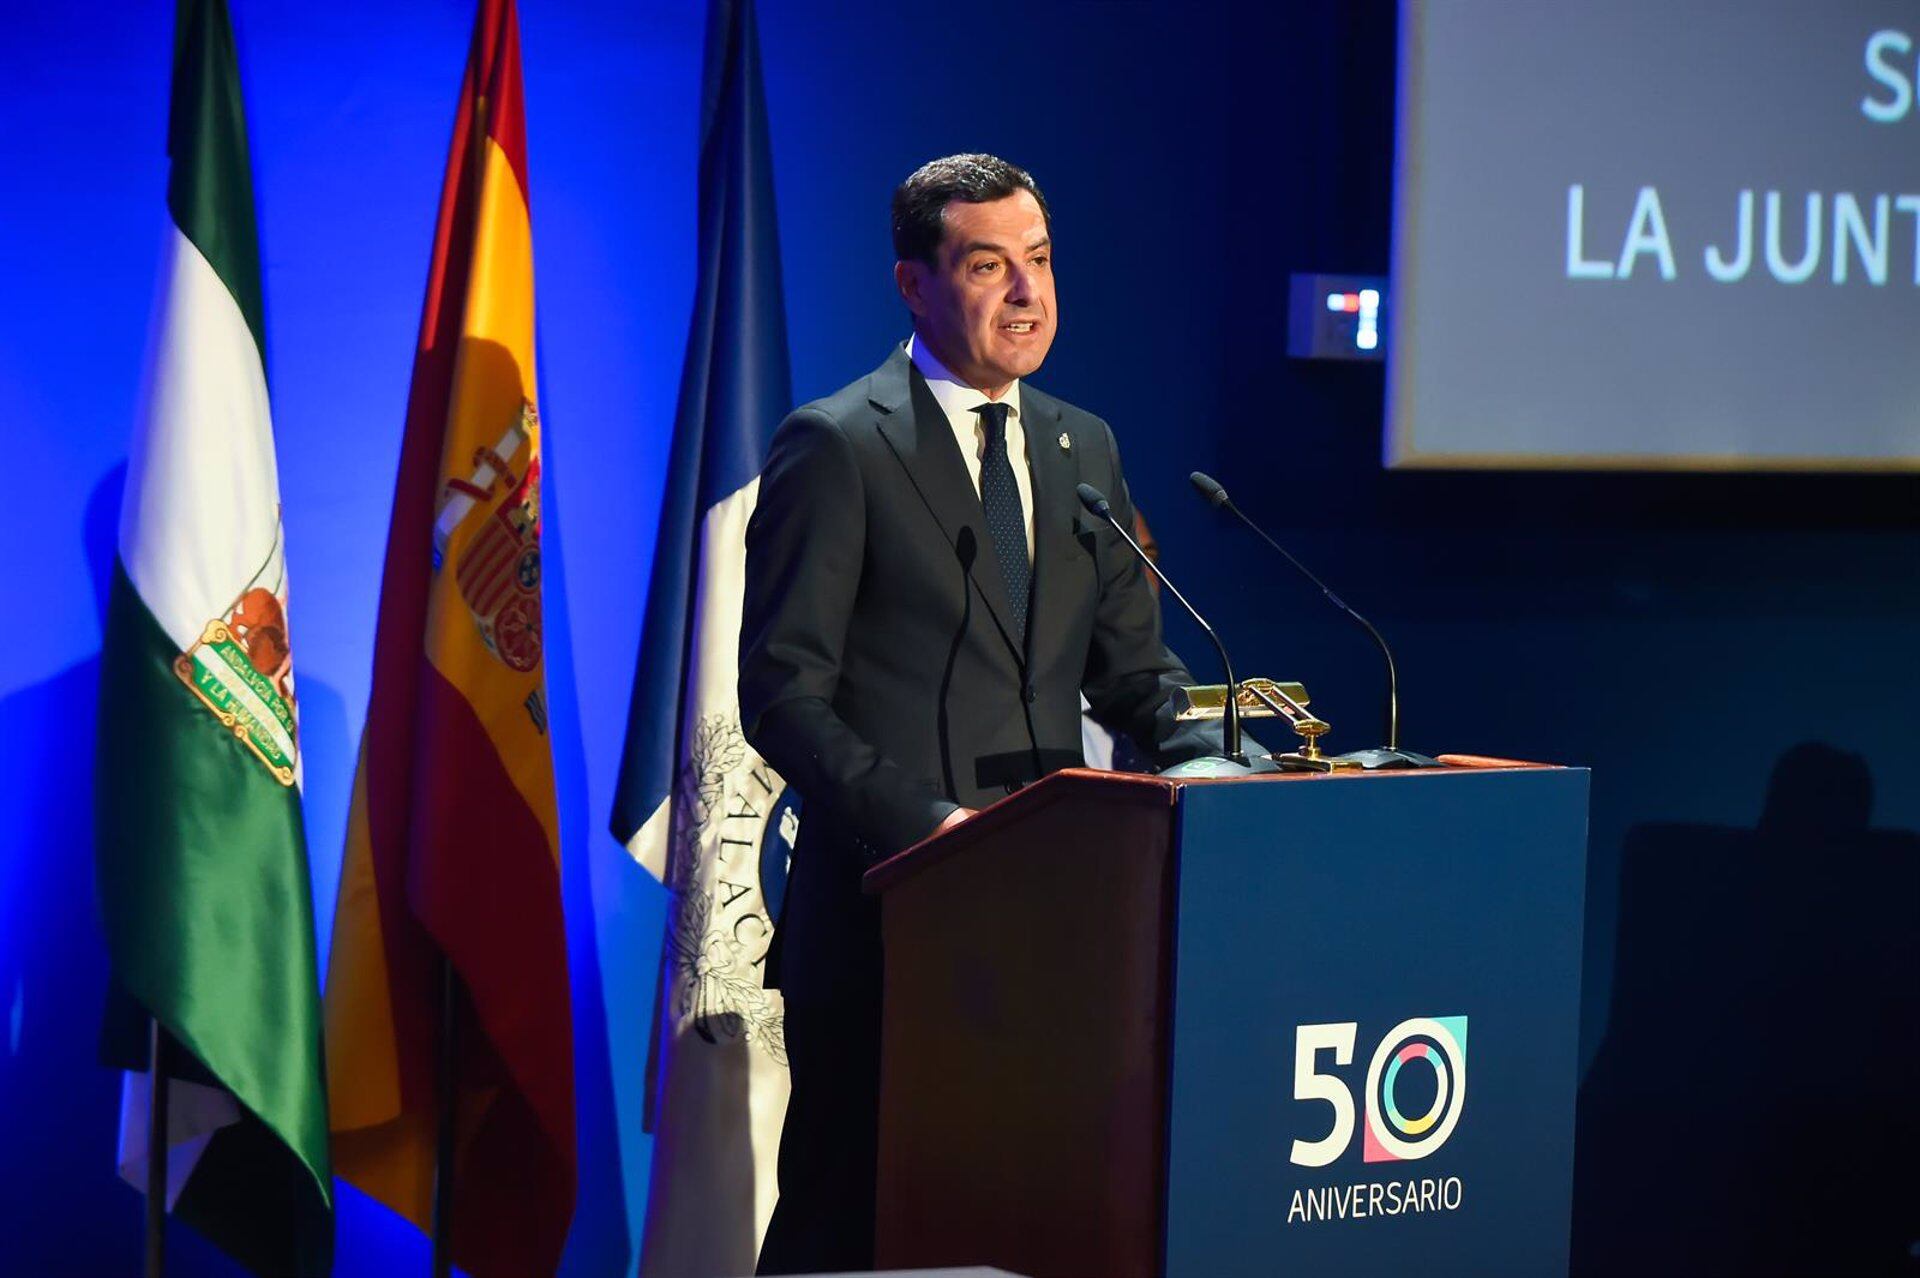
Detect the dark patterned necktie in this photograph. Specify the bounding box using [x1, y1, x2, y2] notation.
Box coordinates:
[973, 401, 1030, 644]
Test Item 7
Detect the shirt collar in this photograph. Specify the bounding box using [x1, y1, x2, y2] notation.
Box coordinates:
[907, 333, 1022, 426]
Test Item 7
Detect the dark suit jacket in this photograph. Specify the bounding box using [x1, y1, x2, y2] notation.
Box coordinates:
[739, 346, 1220, 1003]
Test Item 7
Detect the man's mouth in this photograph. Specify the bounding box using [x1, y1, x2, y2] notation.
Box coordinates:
[1001, 320, 1039, 334]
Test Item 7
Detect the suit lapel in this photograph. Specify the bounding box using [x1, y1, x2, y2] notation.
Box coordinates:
[870, 348, 1024, 662]
[1022, 385, 1078, 669]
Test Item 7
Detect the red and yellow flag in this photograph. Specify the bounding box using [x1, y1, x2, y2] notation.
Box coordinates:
[323, 2, 574, 1272]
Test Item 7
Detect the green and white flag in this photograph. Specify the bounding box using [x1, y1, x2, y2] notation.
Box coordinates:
[94, 1, 331, 1272]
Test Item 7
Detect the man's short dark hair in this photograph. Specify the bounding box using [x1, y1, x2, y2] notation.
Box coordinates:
[891, 153, 1051, 265]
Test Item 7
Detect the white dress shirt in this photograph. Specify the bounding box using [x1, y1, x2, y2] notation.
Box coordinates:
[907, 334, 1034, 562]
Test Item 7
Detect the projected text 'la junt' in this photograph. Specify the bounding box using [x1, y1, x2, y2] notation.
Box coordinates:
[1564, 27, 1920, 287]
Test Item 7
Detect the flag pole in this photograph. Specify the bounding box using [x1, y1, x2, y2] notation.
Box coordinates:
[430, 956, 458, 1278]
[145, 1017, 169, 1278]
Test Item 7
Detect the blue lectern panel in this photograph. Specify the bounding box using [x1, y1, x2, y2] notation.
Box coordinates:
[1163, 769, 1589, 1277]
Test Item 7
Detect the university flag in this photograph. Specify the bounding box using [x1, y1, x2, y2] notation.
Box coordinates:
[607, 0, 796, 1271]
[321, 2, 575, 1273]
[93, 1, 332, 1272]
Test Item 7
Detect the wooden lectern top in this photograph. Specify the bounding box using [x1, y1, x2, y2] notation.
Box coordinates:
[863, 756, 1560, 897]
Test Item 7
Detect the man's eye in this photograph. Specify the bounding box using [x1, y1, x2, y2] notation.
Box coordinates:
[1031, 256, 1049, 269]
[972, 260, 999, 274]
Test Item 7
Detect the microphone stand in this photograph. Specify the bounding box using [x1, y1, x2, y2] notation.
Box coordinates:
[1191, 472, 1439, 769]
[1077, 483, 1257, 774]
[938, 529, 976, 798]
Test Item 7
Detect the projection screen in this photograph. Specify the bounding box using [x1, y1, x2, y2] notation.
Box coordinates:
[1387, 1, 1920, 470]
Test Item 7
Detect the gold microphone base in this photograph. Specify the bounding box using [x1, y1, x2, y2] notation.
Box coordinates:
[1267, 751, 1365, 773]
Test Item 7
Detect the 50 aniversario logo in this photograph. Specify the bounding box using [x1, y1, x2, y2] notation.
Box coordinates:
[1285, 1015, 1470, 1226]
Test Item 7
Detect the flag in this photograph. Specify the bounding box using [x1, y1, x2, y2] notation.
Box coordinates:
[608, 0, 796, 1271]
[322, 1, 575, 1273]
[94, 0, 332, 1272]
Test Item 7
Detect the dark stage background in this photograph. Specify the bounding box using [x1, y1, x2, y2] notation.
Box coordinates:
[4, 2, 1914, 1273]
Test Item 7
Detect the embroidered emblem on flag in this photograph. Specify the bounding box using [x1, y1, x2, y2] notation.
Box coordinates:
[436, 400, 544, 673]
[170, 537, 300, 786]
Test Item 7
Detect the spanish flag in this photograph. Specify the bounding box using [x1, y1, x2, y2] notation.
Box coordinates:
[322, 2, 574, 1273]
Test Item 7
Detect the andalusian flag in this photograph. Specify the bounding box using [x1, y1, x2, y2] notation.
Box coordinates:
[322, 1, 575, 1273]
[94, 0, 332, 1273]
[609, 1, 795, 1271]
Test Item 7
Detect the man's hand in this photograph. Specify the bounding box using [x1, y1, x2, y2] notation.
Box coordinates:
[937, 806, 976, 834]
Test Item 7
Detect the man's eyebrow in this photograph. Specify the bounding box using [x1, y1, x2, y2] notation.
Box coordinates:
[959, 235, 1053, 257]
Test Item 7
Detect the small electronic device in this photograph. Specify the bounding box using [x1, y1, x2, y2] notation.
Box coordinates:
[1286, 273, 1387, 361]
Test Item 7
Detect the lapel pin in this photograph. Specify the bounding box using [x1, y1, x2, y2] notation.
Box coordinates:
[1058, 432, 1072, 453]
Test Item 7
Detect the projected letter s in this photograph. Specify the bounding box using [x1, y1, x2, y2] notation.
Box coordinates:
[1862, 29, 1913, 123]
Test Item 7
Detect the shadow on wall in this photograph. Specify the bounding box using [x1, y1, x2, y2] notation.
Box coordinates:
[0, 467, 237, 1274]
[1572, 742, 1920, 1276]
[539, 381, 636, 1278]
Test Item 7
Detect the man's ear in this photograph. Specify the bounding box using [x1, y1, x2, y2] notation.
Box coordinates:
[894, 259, 927, 317]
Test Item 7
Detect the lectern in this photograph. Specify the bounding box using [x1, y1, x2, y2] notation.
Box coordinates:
[864, 762, 1588, 1278]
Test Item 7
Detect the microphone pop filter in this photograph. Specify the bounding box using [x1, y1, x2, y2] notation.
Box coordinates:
[1189, 471, 1231, 508]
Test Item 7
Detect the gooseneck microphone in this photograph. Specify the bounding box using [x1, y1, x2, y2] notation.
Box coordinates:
[1076, 482, 1247, 766]
[1189, 471, 1403, 751]
[938, 528, 977, 798]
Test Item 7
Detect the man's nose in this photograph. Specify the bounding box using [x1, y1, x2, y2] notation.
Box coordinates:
[1004, 261, 1035, 302]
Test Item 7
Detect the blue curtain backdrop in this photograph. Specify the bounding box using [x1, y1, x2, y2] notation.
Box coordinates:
[4, 3, 1915, 1274]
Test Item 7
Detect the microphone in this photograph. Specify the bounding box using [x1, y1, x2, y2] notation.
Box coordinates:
[1076, 482, 1248, 768]
[1190, 470, 1420, 763]
[937, 528, 977, 798]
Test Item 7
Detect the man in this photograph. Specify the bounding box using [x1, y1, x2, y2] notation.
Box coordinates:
[740, 153, 1224, 1274]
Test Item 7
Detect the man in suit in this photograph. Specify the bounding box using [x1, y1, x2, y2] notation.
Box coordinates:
[741, 153, 1223, 1274]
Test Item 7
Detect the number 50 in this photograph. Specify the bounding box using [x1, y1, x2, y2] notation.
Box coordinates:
[1289, 1017, 1469, 1167]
